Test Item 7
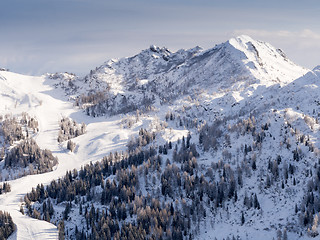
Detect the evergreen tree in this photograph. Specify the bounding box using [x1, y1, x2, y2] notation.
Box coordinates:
[58, 220, 65, 240]
[241, 211, 245, 225]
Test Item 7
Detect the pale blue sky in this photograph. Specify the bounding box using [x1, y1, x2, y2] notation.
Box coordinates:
[1, 0, 320, 75]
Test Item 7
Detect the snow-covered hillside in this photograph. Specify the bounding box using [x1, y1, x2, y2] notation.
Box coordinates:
[1, 35, 320, 240]
[0, 71, 134, 239]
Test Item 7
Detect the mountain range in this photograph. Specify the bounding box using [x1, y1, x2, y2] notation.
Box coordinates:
[1, 35, 320, 240]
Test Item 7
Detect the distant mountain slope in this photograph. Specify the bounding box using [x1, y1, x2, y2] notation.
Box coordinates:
[83, 35, 307, 91]
[63, 35, 308, 117]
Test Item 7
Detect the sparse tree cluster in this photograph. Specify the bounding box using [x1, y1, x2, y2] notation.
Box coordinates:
[0, 182, 11, 194]
[0, 114, 24, 145]
[5, 138, 58, 173]
[127, 128, 156, 152]
[67, 140, 76, 152]
[84, 93, 155, 117]
[74, 70, 159, 117]
[0, 211, 15, 239]
[57, 117, 86, 143]
[0, 113, 39, 161]
[20, 112, 39, 133]
[199, 120, 223, 151]
[76, 90, 109, 107]
[297, 163, 320, 236]
[48, 72, 79, 97]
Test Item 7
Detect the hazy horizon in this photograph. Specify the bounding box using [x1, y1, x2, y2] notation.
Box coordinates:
[1, 0, 320, 76]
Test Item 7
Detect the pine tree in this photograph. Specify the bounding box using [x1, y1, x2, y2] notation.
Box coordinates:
[277, 229, 282, 240]
[241, 211, 245, 225]
[283, 228, 288, 240]
[252, 158, 256, 170]
[234, 190, 238, 202]
[67, 140, 76, 152]
[311, 214, 319, 237]
[20, 205, 24, 215]
[58, 220, 65, 240]
[253, 194, 260, 209]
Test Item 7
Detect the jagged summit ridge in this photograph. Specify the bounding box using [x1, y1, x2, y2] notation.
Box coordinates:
[82, 43, 204, 94]
[82, 35, 308, 95]
[225, 35, 308, 85]
[54, 35, 312, 117]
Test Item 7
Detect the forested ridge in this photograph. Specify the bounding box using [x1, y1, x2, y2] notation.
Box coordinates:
[25, 110, 320, 239]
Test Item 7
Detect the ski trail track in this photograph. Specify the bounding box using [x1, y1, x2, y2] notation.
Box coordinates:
[0, 72, 130, 239]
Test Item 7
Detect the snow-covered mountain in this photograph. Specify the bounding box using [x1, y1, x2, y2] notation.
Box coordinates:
[63, 35, 308, 117]
[83, 35, 307, 92]
[1, 36, 320, 240]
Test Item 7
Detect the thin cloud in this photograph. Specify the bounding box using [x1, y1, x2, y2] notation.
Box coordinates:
[1, 1, 320, 75]
[233, 29, 320, 40]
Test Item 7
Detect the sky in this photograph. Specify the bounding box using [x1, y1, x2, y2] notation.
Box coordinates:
[1, 0, 320, 76]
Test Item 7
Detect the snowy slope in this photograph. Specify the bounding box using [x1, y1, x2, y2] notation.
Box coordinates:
[0, 35, 320, 240]
[0, 71, 135, 239]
